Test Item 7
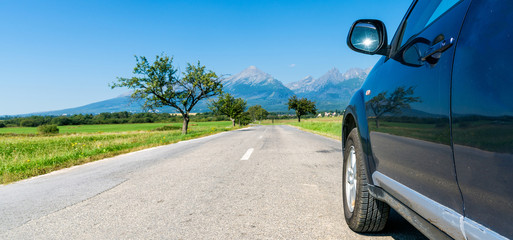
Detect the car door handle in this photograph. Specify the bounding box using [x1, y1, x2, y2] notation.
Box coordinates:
[421, 37, 455, 63]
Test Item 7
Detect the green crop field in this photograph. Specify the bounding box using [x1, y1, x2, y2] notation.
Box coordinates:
[0, 121, 235, 184]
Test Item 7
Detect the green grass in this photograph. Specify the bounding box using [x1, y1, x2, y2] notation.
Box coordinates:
[262, 117, 343, 140]
[0, 122, 179, 134]
[0, 121, 235, 184]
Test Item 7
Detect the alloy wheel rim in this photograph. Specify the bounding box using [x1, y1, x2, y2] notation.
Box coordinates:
[345, 146, 357, 213]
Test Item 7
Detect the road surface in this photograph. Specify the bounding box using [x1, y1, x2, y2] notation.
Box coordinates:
[0, 125, 426, 239]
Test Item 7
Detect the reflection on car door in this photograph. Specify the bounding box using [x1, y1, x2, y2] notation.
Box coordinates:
[451, 1, 513, 238]
[365, 0, 471, 217]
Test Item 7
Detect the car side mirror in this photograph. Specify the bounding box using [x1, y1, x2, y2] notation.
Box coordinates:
[347, 19, 389, 56]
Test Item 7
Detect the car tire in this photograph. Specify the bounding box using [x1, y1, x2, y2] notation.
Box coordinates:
[343, 128, 389, 232]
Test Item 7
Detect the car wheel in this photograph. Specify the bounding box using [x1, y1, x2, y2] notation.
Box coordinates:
[343, 128, 389, 232]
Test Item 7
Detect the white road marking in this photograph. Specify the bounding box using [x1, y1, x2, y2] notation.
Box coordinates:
[259, 136, 263, 139]
[240, 148, 254, 160]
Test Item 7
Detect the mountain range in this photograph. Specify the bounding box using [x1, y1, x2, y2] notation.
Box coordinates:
[17, 66, 370, 116]
[221, 66, 370, 111]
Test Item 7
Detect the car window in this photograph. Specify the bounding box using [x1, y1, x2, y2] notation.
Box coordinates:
[399, 0, 462, 47]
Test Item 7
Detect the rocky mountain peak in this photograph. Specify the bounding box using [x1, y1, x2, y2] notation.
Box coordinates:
[315, 67, 345, 86]
[287, 75, 315, 91]
[286, 66, 371, 95]
[342, 67, 368, 80]
[224, 66, 276, 86]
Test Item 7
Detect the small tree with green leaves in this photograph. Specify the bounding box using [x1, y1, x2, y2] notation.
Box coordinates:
[247, 105, 269, 122]
[238, 112, 253, 126]
[209, 93, 247, 127]
[287, 95, 316, 122]
[112, 54, 223, 134]
[38, 125, 59, 134]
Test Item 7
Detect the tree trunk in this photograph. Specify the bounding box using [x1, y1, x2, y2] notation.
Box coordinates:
[182, 114, 190, 135]
[297, 115, 301, 122]
[230, 118, 235, 127]
[375, 118, 380, 128]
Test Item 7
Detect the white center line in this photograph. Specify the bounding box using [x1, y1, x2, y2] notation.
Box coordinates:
[240, 148, 254, 160]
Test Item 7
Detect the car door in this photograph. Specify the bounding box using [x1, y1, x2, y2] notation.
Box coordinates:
[363, 0, 471, 231]
[451, 1, 513, 238]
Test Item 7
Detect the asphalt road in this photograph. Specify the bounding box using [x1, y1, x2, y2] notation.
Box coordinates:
[0, 125, 426, 239]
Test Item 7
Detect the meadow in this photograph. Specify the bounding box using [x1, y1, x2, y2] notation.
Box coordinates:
[0, 121, 234, 184]
[0, 122, 179, 134]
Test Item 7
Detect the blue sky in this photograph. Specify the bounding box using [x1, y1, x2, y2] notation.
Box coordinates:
[0, 0, 411, 115]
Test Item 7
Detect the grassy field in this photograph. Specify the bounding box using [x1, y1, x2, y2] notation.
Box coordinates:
[263, 117, 343, 141]
[0, 121, 235, 184]
[0, 122, 179, 134]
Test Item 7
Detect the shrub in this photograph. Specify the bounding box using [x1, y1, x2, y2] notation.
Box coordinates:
[154, 125, 181, 131]
[20, 119, 37, 127]
[38, 125, 59, 134]
[0, 122, 5, 128]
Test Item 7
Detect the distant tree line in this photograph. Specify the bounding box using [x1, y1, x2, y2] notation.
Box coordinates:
[0, 110, 329, 129]
[0, 112, 230, 128]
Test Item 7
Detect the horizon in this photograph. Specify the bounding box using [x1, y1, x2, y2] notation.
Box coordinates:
[1, 0, 412, 115]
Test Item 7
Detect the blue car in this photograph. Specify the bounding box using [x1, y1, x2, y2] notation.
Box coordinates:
[343, 0, 512, 239]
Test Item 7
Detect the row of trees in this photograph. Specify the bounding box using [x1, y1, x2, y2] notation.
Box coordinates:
[112, 53, 318, 134]
[0, 108, 321, 129]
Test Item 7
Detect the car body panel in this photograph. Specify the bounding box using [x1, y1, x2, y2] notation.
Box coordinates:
[451, 1, 513, 238]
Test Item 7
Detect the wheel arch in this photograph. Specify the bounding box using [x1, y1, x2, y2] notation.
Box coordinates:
[342, 89, 377, 185]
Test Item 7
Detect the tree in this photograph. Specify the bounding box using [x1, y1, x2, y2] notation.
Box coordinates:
[20, 119, 36, 127]
[238, 112, 253, 126]
[367, 86, 421, 128]
[112, 54, 223, 134]
[247, 105, 269, 122]
[51, 116, 72, 126]
[37, 125, 59, 134]
[287, 95, 316, 122]
[208, 93, 247, 127]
